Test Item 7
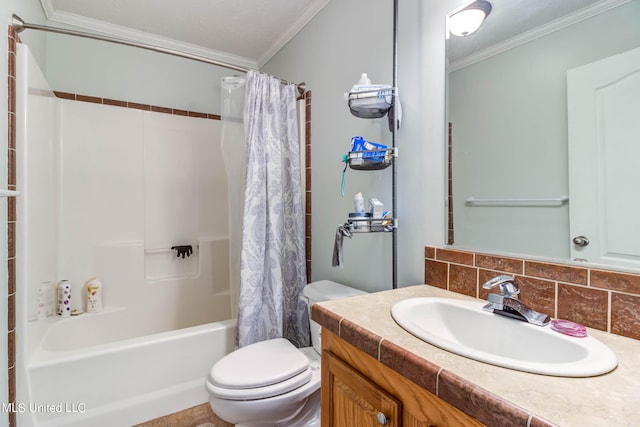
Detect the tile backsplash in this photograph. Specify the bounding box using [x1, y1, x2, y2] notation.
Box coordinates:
[425, 246, 640, 341]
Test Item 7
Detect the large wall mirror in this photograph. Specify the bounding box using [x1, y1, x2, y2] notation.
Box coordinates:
[446, 0, 640, 270]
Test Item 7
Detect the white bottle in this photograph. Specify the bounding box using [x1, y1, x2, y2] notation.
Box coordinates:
[356, 73, 372, 86]
[86, 277, 103, 313]
[57, 280, 71, 318]
[351, 73, 373, 93]
[354, 192, 365, 213]
[37, 281, 56, 320]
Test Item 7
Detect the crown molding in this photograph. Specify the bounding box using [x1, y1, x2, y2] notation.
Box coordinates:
[39, 0, 258, 71]
[39, 0, 55, 20]
[449, 0, 632, 72]
[256, 0, 331, 68]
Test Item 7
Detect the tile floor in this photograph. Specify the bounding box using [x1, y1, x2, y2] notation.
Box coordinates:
[133, 403, 233, 427]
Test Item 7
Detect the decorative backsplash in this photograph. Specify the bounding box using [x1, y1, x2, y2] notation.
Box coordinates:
[425, 246, 640, 341]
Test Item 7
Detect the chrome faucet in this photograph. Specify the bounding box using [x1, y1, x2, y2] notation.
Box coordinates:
[482, 275, 520, 297]
[482, 275, 551, 326]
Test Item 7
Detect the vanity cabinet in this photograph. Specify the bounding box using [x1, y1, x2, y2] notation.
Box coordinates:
[323, 350, 401, 426]
[321, 331, 484, 427]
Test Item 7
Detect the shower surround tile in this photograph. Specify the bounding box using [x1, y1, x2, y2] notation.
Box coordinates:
[304, 91, 312, 282]
[9, 69, 223, 427]
[7, 68, 314, 425]
[104, 98, 128, 108]
[447, 123, 453, 245]
[76, 94, 102, 104]
[53, 91, 222, 120]
[7, 26, 18, 427]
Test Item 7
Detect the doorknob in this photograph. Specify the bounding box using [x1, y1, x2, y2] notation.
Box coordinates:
[572, 236, 590, 246]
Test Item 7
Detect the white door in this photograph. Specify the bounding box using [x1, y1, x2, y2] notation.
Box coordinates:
[567, 47, 640, 268]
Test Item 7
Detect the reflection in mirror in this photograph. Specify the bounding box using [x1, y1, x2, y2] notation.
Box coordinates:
[446, 0, 640, 270]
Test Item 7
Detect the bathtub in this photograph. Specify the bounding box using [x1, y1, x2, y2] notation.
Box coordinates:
[19, 311, 236, 427]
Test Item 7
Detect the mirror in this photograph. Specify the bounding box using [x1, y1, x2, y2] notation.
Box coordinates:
[446, 0, 640, 269]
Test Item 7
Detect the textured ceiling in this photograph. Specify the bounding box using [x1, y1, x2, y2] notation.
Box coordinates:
[41, 0, 622, 70]
[42, 0, 331, 69]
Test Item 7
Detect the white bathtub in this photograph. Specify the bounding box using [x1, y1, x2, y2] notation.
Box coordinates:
[19, 313, 236, 427]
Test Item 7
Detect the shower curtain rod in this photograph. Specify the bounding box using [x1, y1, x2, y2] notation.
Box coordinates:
[11, 14, 306, 94]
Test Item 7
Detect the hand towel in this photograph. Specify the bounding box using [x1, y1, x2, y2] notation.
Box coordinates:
[332, 223, 352, 268]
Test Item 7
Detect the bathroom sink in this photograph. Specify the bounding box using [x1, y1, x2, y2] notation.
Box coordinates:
[391, 297, 617, 377]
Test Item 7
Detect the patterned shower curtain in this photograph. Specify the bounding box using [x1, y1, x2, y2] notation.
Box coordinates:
[236, 70, 310, 348]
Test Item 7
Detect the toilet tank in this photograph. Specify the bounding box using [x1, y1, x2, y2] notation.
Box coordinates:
[303, 280, 367, 354]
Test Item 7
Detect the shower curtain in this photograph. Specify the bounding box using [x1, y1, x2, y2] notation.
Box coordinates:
[221, 70, 309, 348]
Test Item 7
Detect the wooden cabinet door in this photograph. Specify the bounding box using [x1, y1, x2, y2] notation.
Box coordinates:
[322, 350, 401, 427]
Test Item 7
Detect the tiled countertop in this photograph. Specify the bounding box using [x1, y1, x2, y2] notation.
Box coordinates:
[311, 285, 640, 427]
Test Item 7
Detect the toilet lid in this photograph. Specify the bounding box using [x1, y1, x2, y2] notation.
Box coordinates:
[209, 338, 310, 390]
[207, 366, 312, 400]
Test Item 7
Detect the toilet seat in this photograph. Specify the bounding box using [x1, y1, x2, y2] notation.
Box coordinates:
[208, 367, 312, 400]
[207, 338, 312, 400]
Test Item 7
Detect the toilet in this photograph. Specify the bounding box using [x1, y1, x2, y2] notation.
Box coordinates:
[205, 280, 366, 427]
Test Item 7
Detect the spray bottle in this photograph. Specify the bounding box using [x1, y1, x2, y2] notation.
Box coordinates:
[57, 280, 71, 317]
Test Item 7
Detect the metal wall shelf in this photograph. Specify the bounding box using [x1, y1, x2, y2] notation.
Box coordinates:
[346, 87, 397, 119]
[348, 147, 397, 170]
[346, 217, 396, 233]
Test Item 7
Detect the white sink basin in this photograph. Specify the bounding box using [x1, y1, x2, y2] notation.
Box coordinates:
[391, 297, 617, 377]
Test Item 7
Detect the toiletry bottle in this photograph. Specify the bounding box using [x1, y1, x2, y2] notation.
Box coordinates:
[86, 277, 103, 313]
[57, 280, 71, 318]
[37, 281, 55, 320]
[354, 192, 365, 213]
[351, 73, 372, 91]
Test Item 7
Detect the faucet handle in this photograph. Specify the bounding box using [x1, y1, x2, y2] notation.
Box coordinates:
[482, 275, 520, 297]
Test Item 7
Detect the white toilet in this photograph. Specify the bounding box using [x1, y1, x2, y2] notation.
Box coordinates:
[205, 280, 366, 427]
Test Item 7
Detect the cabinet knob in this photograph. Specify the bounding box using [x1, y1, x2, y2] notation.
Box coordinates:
[377, 411, 388, 426]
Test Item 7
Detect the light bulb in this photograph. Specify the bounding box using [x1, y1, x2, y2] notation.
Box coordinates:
[448, 1, 492, 37]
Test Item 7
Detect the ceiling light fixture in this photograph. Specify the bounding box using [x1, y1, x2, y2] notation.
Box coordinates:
[448, 0, 492, 37]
